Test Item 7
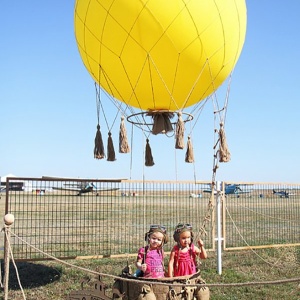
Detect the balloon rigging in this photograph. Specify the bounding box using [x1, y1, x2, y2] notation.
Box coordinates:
[74, 0, 247, 176]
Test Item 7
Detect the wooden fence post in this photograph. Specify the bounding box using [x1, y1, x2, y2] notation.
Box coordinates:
[3, 214, 15, 300]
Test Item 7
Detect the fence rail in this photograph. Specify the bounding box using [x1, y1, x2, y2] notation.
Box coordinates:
[1, 177, 300, 260]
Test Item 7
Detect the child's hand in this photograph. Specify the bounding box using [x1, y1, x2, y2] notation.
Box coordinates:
[141, 263, 147, 272]
[197, 239, 204, 247]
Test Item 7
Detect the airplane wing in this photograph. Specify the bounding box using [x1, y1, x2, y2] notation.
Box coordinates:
[202, 189, 217, 194]
[201, 189, 251, 194]
[93, 187, 119, 192]
[202, 190, 251, 194]
[234, 190, 252, 194]
[52, 187, 81, 192]
[52, 187, 119, 192]
[42, 176, 121, 195]
[42, 176, 125, 182]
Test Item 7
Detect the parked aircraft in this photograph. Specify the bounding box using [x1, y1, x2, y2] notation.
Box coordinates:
[203, 183, 252, 197]
[42, 176, 120, 196]
[272, 189, 295, 198]
[189, 193, 202, 198]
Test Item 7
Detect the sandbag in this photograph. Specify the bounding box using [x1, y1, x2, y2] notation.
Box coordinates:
[195, 287, 210, 300]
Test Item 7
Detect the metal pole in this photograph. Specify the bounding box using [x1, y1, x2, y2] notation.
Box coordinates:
[216, 181, 223, 275]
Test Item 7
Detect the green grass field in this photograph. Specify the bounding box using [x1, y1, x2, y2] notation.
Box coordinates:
[2, 247, 300, 299]
[1, 189, 300, 299]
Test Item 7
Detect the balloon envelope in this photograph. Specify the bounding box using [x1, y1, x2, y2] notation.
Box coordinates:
[74, 0, 247, 111]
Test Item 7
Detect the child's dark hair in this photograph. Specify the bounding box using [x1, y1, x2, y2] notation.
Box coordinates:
[173, 223, 194, 244]
[144, 224, 168, 244]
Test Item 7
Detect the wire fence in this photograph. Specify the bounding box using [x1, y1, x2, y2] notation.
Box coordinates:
[224, 189, 300, 249]
[1, 177, 300, 260]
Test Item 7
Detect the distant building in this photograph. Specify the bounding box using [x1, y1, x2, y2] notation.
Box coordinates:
[0, 174, 32, 192]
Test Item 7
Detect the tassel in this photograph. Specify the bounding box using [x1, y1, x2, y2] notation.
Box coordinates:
[145, 139, 155, 166]
[147, 112, 174, 135]
[119, 116, 130, 153]
[175, 111, 185, 149]
[94, 124, 105, 159]
[107, 132, 116, 161]
[166, 289, 177, 300]
[137, 285, 156, 300]
[218, 122, 231, 162]
[185, 136, 194, 163]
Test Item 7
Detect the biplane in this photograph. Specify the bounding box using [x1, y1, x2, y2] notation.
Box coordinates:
[42, 176, 120, 196]
[203, 183, 253, 197]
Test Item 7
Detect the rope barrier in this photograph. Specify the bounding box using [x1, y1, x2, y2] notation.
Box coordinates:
[225, 206, 300, 268]
[3, 228, 300, 290]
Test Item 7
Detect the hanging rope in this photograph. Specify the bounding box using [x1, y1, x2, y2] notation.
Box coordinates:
[175, 111, 185, 149]
[94, 83, 105, 160]
[119, 116, 130, 153]
[94, 74, 125, 162]
[193, 72, 234, 241]
[211, 73, 232, 163]
[129, 123, 134, 180]
[145, 138, 155, 166]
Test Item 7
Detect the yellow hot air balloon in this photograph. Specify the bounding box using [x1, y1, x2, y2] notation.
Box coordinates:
[74, 0, 246, 112]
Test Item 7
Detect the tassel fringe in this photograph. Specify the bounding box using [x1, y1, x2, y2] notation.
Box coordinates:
[107, 132, 116, 161]
[175, 111, 185, 149]
[119, 116, 130, 153]
[218, 122, 231, 162]
[94, 124, 105, 159]
[147, 112, 174, 135]
[185, 136, 194, 163]
[145, 139, 155, 166]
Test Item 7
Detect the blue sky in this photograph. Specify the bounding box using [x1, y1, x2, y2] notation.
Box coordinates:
[1, 1, 299, 183]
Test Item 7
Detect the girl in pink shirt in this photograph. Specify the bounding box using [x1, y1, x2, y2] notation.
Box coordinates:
[136, 225, 168, 278]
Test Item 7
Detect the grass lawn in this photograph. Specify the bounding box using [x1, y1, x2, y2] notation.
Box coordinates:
[2, 247, 300, 300]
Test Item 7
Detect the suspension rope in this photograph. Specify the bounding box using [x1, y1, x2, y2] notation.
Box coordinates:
[129, 123, 134, 180]
[95, 82, 101, 126]
[96, 83, 119, 133]
[141, 127, 148, 263]
[189, 121, 197, 183]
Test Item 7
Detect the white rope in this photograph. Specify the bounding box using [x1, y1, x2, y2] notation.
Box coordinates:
[4, 230, 300, 291]
[225, 206, 299, 268]
[231, 199, 299, 224]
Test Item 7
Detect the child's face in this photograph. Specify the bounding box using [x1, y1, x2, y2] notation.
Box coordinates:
[149, 231, 164, 249]
[179, 231, 192, 247]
